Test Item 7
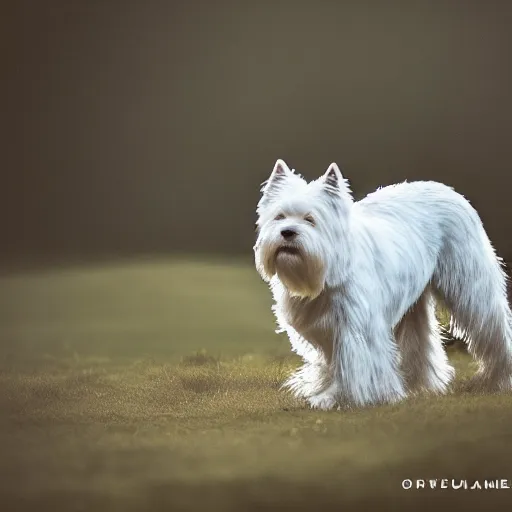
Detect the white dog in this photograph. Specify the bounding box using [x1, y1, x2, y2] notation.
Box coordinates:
[254, 159, 512, 410]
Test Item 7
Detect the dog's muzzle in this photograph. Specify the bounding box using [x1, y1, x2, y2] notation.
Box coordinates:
[280, 228, 298, 241]
[275, 246, 301, 256]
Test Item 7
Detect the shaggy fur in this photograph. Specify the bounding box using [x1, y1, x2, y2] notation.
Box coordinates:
[254, 159, 512, 410]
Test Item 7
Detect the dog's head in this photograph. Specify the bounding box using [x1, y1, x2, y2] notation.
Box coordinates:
[254, 159, 353, 298]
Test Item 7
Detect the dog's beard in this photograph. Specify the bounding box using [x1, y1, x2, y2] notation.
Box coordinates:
[259, 244, 326, 299]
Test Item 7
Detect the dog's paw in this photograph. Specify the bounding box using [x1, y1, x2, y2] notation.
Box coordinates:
[307, 391, 337, 411]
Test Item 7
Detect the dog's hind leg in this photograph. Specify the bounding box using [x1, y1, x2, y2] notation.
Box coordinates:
[395, 288, 455, 394]
[434, 230, 512, 392]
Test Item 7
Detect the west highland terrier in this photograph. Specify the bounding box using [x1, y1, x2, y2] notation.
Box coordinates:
[254, 159, 512, 410]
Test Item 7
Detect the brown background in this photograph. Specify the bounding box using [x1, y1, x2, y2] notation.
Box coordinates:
[2, 1, 512, 265]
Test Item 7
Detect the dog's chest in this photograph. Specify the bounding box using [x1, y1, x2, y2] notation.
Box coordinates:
[281, 293, 334, 357]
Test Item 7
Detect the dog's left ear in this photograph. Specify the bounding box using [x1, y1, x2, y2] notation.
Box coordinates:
[322, 163, 353, 202]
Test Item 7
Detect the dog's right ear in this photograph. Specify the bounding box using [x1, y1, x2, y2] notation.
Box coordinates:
[262, 159, 290, 193]
[258, 159, 291, 209]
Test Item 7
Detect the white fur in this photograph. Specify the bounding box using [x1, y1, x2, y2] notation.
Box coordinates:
[254, 159, 512, 410]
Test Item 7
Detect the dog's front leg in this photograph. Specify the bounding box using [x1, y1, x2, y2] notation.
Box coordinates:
[334, 317, 407, 408]
[282, 327, 333, 402]
[295, 332, 341, 410]
[306, 380, 341, 410]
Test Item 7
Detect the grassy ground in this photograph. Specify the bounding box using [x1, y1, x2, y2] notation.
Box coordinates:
[1, 258, 511, 511]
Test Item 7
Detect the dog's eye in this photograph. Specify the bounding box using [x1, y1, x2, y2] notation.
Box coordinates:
[274, 213, 285, 221]
[304, 215, 315, 226]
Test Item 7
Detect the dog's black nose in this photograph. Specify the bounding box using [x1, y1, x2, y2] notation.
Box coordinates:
[281, 229, 297, 240]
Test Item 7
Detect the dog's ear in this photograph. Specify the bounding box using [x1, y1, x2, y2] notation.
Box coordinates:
[321, 163, 352, 202]
[259, 159, 292, 206]
[262, 159, 290, 192]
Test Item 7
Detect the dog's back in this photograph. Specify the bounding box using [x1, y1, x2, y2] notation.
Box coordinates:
[356, 180, 478, 222]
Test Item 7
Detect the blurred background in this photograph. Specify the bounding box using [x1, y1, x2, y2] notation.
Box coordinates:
[2, 0, 512, 269]
[2, 4, 512, 510]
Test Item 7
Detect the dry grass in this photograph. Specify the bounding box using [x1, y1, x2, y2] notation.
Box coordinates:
[1, 258, 512, 511]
